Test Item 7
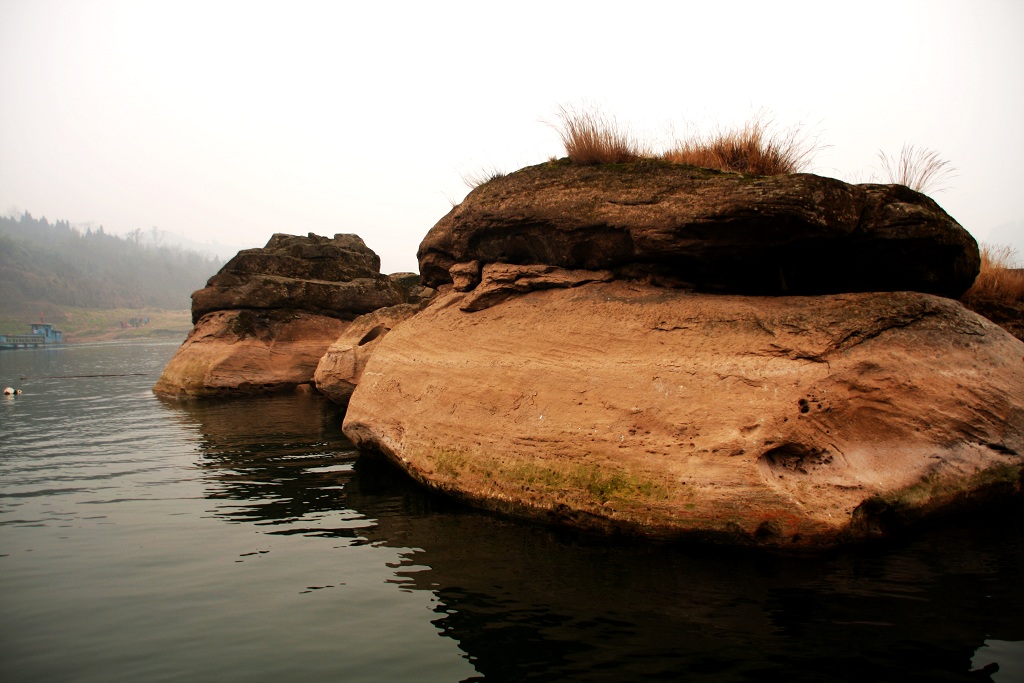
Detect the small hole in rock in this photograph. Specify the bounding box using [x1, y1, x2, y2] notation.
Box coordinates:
[358, 325, 388, 346]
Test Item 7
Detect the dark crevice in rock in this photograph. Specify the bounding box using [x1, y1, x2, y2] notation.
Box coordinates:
[358, 325, 388, 346]
[760, 443, 834, 476]
[983, 441, 1018, 456]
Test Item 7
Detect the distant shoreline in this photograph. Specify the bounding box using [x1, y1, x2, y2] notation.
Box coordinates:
[1, 307, 192, 345]
[63, 327, 189, 344]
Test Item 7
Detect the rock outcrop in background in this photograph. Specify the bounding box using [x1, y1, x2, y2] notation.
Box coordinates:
[155, 233, 415, 398]
[343, 161, 1023, 547]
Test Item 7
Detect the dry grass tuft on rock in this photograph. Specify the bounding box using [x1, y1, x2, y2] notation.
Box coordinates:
[550, 105, 817, 175]
[461, 166, 507, 189]
[876, 144, 955, 194]
[550, 104, 647, 165]
[662, 116, 819, 175]
[962, 244, 1024, 304]
[547, 107, 960, 192]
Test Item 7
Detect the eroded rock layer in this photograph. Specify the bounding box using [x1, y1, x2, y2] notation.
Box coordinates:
[419, 161, 979, 298]
[192, 233, 403, 322]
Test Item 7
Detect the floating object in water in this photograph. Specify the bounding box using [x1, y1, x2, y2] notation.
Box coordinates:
[3, 387, 22, 395]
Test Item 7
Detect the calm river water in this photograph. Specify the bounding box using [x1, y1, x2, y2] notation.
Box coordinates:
[1, 340, 1022, 682]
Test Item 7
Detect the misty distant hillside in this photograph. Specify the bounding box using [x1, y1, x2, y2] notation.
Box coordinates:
[131, 226, 250, 261]
[0, 212, 223, 313]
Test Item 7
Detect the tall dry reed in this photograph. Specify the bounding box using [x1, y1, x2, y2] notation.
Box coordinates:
[876, 144, 955, 194]
[461, 166, 506, 189]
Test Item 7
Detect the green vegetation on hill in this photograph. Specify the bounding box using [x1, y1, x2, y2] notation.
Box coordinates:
[0, 212, 223, 336]
[0, 307, 194, 342]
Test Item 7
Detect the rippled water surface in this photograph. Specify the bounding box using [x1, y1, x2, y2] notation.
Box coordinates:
[1, 340, 1022, 682]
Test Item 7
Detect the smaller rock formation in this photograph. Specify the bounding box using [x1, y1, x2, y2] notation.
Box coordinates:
[191, 233, 401, 322]
[313, 302, 428, 408]
[388, 272, 435, 304]
[155, 233, 408, 398]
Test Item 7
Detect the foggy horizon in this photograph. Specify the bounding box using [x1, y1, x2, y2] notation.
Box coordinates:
[2, 0, 1022, 272]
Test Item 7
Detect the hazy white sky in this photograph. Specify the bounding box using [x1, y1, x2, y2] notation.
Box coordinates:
[2, 0, 1022, 272]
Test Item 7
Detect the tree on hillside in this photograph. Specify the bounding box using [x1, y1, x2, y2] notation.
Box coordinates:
[0, 212, 224, 312]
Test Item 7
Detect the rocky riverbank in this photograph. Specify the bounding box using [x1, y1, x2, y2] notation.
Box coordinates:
[154, 161, 1024, 547]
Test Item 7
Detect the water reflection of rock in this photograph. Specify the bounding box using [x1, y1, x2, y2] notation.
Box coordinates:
[158, 394, 364, 531]
[359, 459, 1024, 682]
[157, 395, 1023, 681]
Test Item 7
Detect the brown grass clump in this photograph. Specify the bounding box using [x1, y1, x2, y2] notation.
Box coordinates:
[876, 144, 955, 194]
[550, 104, 646, 165]
[962, 244, 1024, 304]
[663, 117, 818, 175]
[549, 104, 818, 174]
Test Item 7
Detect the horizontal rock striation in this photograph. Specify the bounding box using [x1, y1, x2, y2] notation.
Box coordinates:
[343, 282, 1024, 546]
[192, 233, 403, 322]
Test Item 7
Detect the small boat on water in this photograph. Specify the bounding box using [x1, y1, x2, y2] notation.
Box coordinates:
[0, 323, 64, 350]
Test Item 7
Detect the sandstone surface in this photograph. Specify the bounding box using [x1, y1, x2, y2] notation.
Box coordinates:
[155, 233, 407, 398]
[419, 161, 979, 298]
[343, 281, 1024, 546]
[313, 302, 429, 407]
[153, 309, 348, 397]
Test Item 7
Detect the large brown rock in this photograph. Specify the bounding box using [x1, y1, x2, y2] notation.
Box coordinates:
[419, 161, 979, 298]
[342, 280, 1024, 547]
[156, 233, 409, 398]
[153, 309, 348, 398]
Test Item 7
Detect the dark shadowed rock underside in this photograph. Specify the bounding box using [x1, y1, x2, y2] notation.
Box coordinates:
[418, 161, 979, 299]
